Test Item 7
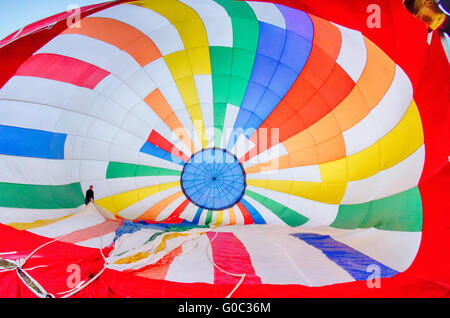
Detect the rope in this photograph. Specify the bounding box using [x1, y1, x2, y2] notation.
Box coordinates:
[0, 221, 109, 298]
[59, 223, 108, 298]
[206, 232, 246, 298]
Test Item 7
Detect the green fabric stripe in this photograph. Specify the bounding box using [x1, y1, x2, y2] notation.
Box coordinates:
[211, 0, 259, 147]
[331, 187, 422, 232]
[0, 182, 84, 209]
[245, 189, 309, 227]
[106, 162, 181, 179]
[205, 210, 213, 225]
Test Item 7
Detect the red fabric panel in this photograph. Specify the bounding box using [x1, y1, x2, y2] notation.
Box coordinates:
[162, 199, 190, 224]
[414, 31, 450, 182]
[236, 202, 254, 225]
[0, 0, 130, 89]
[147, 130, 190, 162]
[0, 223, 109, 298]
[15, 53, 110, 89]
[206, 232, 261, 285]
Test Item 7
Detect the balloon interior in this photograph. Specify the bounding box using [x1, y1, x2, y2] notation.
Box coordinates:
[0, 0, 448, 298]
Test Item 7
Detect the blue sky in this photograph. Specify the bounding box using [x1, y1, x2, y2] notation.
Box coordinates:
[0, 0, 111, 40]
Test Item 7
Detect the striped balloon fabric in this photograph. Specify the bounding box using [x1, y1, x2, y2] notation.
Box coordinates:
[0, 0, 443, 298]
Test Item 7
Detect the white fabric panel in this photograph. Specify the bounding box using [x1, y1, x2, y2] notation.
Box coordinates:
[28, 206, 105, 238]
[230, 134, 256, 158]
[108, 144, 139, 165]
[98, 79, 142, 111]
[247, 165, 321, 183]
[75, 231, 116, 249]
[344, 65, 413, 156]
[194, 75, 215, 147]
[137, 152, 184, 172]
[79, 138, 111, 161]
[155, 195, 186, 222]
[242, 195, 284, 225]
[64, 135, 84, 160]
[180, 0, 233, 47]
[334, 23, 367, 83]
[0, 77, 153, 155]
[0, 100, 62, 132]
[118, 186, 181, 219]
[246, 185, 339, 226]
[210, 211, 218, 225]
[91, 3, 169, 34]
[166, 234, 214, 284]
[148, 24, 185, 55]
[342, 145, 424, 204]
[91, 90, 129, 128]
[374, 145, 424, 200]
[144, 58, 174, 87]
[85, 118, 119, 144]
[135, 176, 180, 192]
[120, 112, 153, 141]
[0, 76, 93, 116]
[247, 1, 286, 29]
[178, 202, 199, 222]
[243, 143, 288, 169]
[198, 210, 208, 225]
[194, 75, 213, 104]
[221, 210, 230, 225]
[37, 33, 139, 79]
[112, 128, 147, 152]
[0, 156, 76, 185]
[79, 160, 108, 182]
[232, 204, 245, 225]
[0, 206, 82, 224]
[124, 68, 157, 99]
[159, 81, 203, 151]
[220, 104, 240, 148]
[233, 228, 307, 284]
[231, 226, 354, 285]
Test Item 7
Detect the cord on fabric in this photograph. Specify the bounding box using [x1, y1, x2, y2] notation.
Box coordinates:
[205, 231, 246, 298]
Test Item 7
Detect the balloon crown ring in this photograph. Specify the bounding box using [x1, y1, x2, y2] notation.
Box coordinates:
[180, 148, 246, 211]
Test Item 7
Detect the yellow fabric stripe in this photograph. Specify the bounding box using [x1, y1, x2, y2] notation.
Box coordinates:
[96, 181, 180, 214]
[114, 232, 191, 264]
[247, 101, 424, 204]
[215, 210, 223, 226]
[319, 101, 424, 182]
[132, 0, 210, 148]
[7, 214, 72, 230]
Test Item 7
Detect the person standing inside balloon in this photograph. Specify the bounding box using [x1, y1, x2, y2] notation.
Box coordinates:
[85, 185, 94, 206]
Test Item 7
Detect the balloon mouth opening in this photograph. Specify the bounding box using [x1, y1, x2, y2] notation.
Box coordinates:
[180, 148, 246, 210]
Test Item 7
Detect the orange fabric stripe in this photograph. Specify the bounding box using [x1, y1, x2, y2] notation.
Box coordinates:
[138, 191, 184, 220]
[227, 208, 236, 225]
[133, 245, 183, 280]
[145, 89, 197, 153]
[60, 220, 121, 244]
[63, 17, 161, 66]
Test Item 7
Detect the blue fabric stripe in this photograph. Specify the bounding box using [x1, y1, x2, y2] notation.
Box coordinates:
[239, 197, 266, 224]
[292, 233, 398, 281]
[0, 125, 66, 159]
[191, 208, 203, 224]
[140, 142, 185, 166]
[226, 17, 313, 151]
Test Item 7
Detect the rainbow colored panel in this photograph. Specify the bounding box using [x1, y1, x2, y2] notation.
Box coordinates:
[0, 0, 425, 290]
